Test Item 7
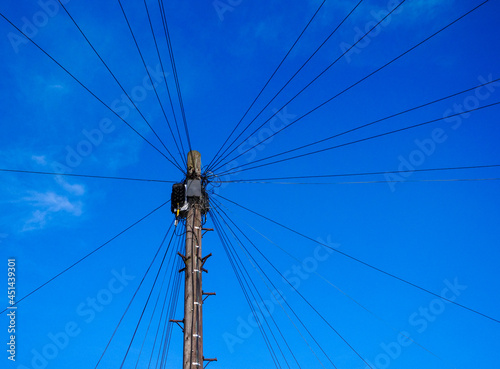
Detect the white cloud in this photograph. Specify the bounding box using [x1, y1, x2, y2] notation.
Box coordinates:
[48, 84, 65, 90]
[21, 191, 83, 231]
[55, 176, 86, 196]
[31, 155, 47, 165]
[23, 210, 49, 232]
[25, 191, 83, 214]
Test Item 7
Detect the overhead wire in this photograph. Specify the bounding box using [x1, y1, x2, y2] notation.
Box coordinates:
[117, 0, 187, 171]
[0, 200, 170, 316]
[220, 164, 500, 183]
[0, 168, 176, 183]
[213, 214, 277, 360]
[5, 0, 496, 366]
[148, 233, 183, 369]
[216, 198, 460, 368]
[212, 206, 328, 369]
[158, 0, 193, 154]
[133, 234, 178, 369]
[119, 227, 178, 368]
[213, 210, 300, 369]
[212, 213, 283, 369]
[212, 0, 491, 173]
[217, 178, 500, 185]
[206, 0, 332, 171]
[222, 223, 292, 369]
[210, 0, 406, 172]
[94, 220, 175, 368]
[217, 101, 500, 177]
[214, 194, 500, 324]
[214, 200, 367, 368]
[0, 11, 184, 173]
[213, 76, 500, 174]
[158, 251, 183, 368]
[57, 0, 184, 170]
[143, 0, 187, 165]
[215, 164, 500, 183]
[147, 237, 177, 368]
[208, 0, 366, 173]
[156, 250, 183, 368]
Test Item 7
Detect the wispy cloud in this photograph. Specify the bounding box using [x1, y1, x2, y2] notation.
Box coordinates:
[21, 191, 83, 231]
[48, 84, 65, 90]
[31, 155, 47, 165]
[55, 176, 86, 196]
[0, 151, 87, 232]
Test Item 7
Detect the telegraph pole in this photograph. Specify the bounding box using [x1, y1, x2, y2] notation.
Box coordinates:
[184, 150, 203, 369]
[174, 150, 216, 369]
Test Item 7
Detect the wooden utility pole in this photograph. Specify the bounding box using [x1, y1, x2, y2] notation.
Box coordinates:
[171, 151, 216, 369]
[183, 150, 204, 369]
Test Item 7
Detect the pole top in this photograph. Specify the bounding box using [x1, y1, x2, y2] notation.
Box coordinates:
[187, 150, 201, 179]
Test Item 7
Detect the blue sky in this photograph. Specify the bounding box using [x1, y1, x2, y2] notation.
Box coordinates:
[1, 0, 499, 368]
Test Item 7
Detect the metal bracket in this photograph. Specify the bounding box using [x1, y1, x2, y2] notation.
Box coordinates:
[178, 253, 190, 273]
[169, 319, 184, 332]
[202, 292, 216, 302]
[204, 358, 217, 369]
[200, 253, 212, 269]
[202, 227, 214, 236]
[199, 253, 212, 273]
[201, 253, 212, 264]
[177, 252, 189, 263]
